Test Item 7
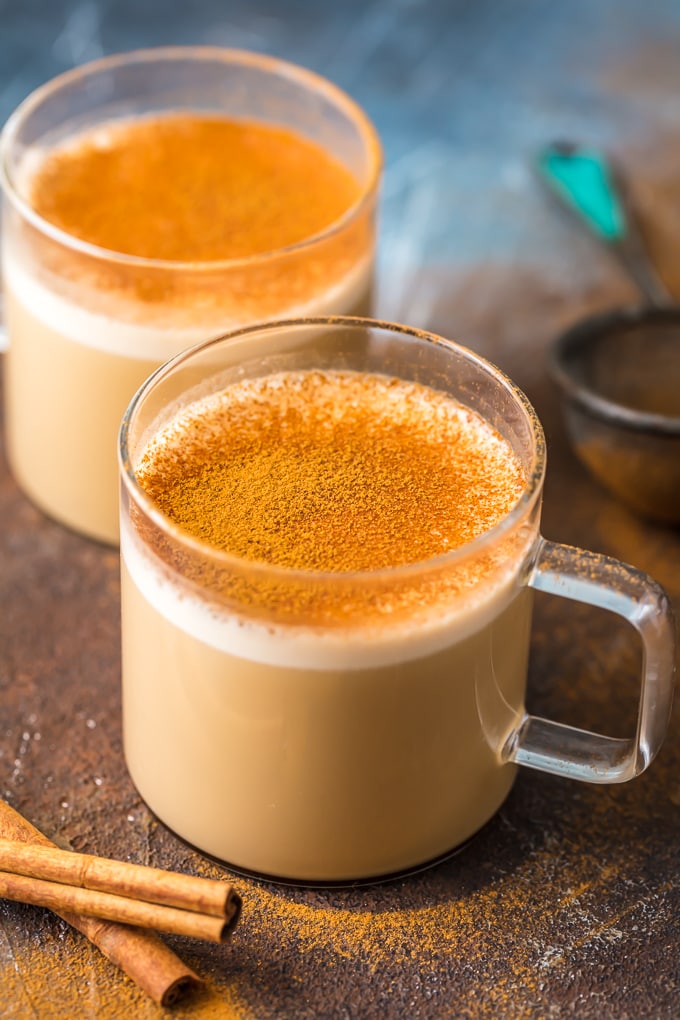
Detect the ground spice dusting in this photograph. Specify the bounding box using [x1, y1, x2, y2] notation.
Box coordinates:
[222, 821, 663, 1020]
[1, 788, 674, 1017]
[137, 370, 526, 575]
[0, 916, 247, 1018]
[29, 114, 361, 261]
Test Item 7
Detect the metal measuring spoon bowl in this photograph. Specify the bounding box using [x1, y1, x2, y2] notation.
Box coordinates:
[537, 142, 680, 525]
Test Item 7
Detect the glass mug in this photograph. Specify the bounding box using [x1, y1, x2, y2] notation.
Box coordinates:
[118, 318, 675, 884]
[0, 47, 380, 544]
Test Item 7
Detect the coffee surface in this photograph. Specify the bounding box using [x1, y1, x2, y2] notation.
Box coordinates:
[136, 371, 526, 572]
[29, 114, 360, 260]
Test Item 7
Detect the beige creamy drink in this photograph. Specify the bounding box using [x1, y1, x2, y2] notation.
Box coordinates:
[3, 114, 374, 543]
[121, 370, 534, 881]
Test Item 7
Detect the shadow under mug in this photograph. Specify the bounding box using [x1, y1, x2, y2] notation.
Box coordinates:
[118, 317, 675, 884]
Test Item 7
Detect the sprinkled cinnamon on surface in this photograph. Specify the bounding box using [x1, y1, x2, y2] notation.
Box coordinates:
[29, 114, 361, 261]
[136, 370, 526, 573]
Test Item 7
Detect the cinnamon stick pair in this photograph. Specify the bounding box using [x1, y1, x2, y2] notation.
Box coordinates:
[0, 800, 242, 1006]
[0, 838, 241, 942]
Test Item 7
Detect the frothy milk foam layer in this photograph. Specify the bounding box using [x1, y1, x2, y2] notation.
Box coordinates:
[121, 371, 536, 880]
[121, 514, 527, 670]
[3, 253, 372, 361]
[121, 368, 529, 668]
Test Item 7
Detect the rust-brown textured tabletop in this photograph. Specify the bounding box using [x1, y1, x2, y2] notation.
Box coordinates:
[1, 277, 678, 1019]
[1, 3, 680, 1019]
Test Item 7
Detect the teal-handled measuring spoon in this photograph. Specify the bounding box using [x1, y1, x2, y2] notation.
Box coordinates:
[536, 140, 673, 307]
[537, 141, 680, 523]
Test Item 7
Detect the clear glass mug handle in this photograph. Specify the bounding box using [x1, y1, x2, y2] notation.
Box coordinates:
[501, 538, 676, 783]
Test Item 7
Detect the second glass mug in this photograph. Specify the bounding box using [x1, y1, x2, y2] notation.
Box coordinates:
[119, 318, 675, 884]
[0, 47, 380, 544]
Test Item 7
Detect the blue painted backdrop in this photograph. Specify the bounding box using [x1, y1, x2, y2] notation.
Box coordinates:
[2, 0, 679, 323]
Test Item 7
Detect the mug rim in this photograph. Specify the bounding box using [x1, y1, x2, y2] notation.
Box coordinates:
[0, 45, 382, 273]
[119, 315, 547, 585]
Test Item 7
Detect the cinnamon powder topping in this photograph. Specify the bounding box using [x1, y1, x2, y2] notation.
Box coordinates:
[136, 371, 526, 574]
[28, 114, 361, 261]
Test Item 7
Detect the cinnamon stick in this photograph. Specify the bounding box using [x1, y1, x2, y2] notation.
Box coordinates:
[0, 838, 240, 923]
[0, 870, 233, 942]
[0, 800, 201, 1007]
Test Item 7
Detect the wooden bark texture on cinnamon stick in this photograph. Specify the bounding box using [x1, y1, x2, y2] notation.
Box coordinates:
[0, 869, 235, 941]
[0, 799, 202, 1007]
[0, 837, 241, 926]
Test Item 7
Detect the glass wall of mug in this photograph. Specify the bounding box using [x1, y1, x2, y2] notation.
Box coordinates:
[0, 47, 381, 543]
[119, 318, 675, 884]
